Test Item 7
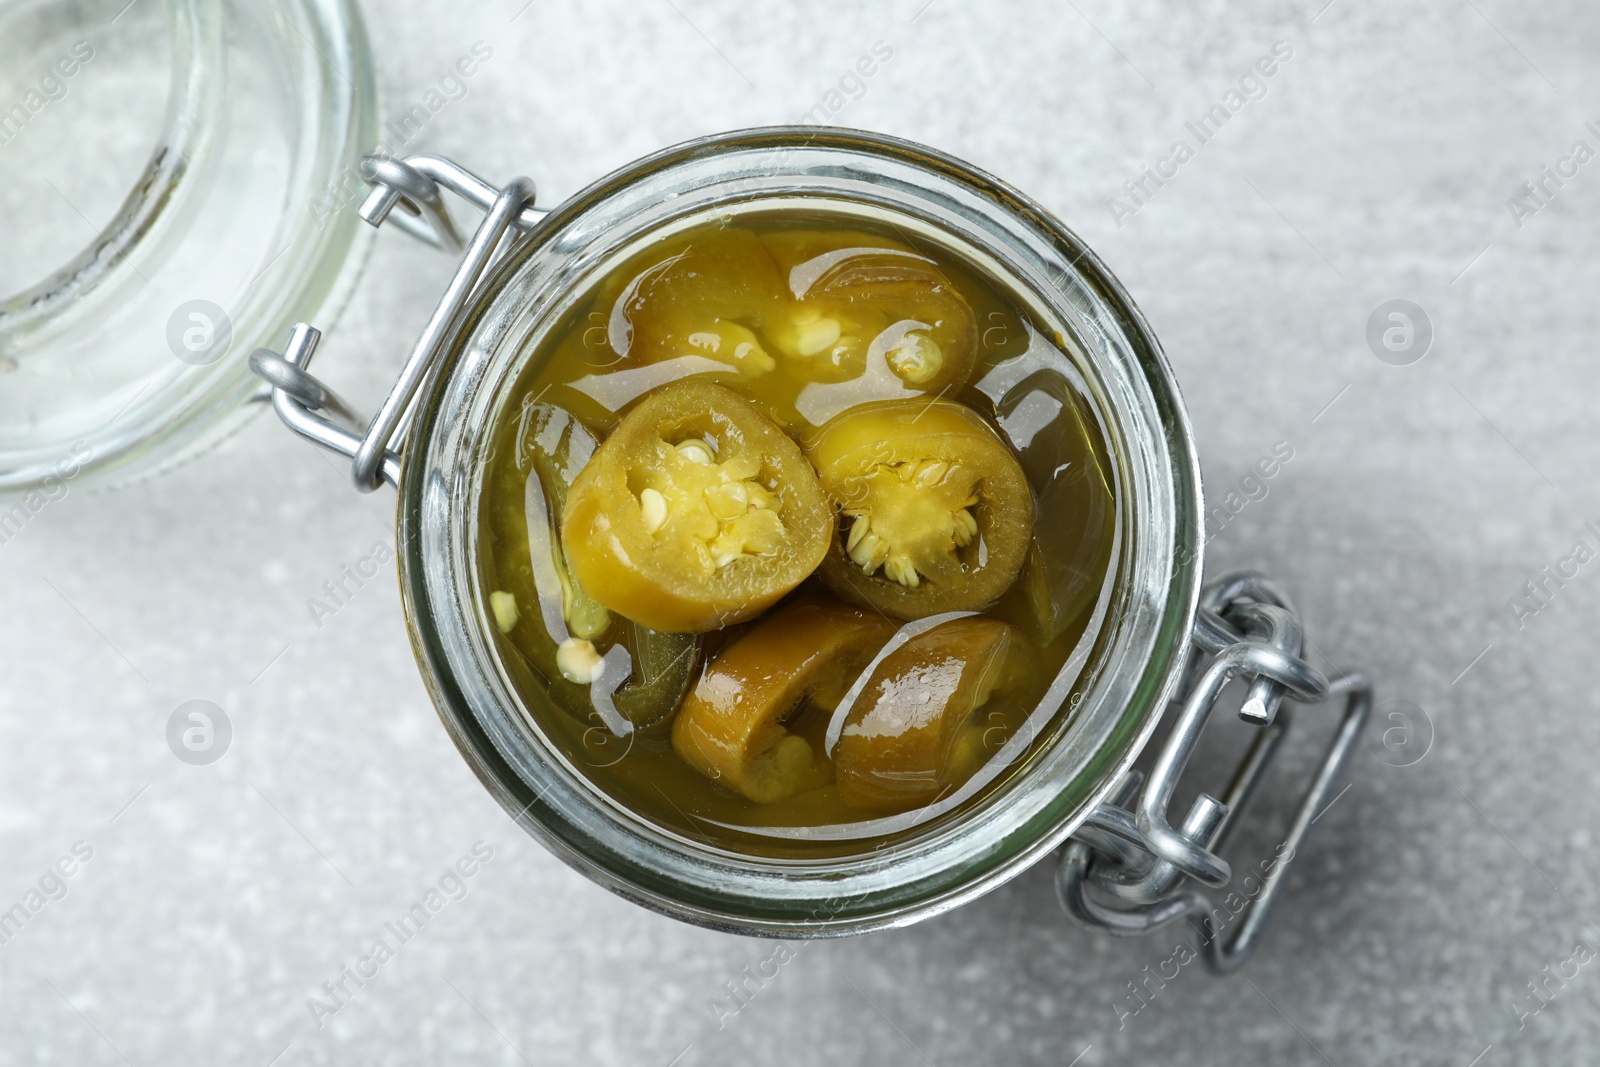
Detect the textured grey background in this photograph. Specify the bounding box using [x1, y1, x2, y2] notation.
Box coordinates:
[3, 0, 1598, 1064]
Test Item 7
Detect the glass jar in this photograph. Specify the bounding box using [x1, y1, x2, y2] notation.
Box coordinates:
[252, 127, 1369, 957]
[0, 0, 376, 494]
[401, 129, 1199, 934]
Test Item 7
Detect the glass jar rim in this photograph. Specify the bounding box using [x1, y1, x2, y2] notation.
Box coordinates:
[397, 126, 1204, 935]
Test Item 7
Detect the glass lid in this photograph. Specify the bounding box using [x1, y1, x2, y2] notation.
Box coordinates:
[0, 0, 376, 494]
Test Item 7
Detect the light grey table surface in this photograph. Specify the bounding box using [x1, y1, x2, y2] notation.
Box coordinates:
[4, 1, 1599, 1064]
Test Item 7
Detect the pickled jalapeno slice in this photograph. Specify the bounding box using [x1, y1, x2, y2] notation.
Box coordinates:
[487, 400, 699, 730]
[516, 400, 612, 644]
[834, 616, 1019, 812]
[607, 228, 785, 378]
[762, 231, 978, 394]
[672, 602, 895, 804]
[611, 622, 701, 729]
[561, 381, 833, 633]
[807, 399, 1034, 619]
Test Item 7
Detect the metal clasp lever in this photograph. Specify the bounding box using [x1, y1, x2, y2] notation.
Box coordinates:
[1058, 571, 1372, 973]
[249, 154, 544, 490]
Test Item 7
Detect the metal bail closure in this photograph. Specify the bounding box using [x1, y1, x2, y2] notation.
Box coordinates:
[249, 154, 545, 490]
[1057, 570, 1371, 974]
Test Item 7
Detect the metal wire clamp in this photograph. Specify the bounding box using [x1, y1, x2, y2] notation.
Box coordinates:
[248, 154, 544, 490]
[1058, 571, 1371, 973]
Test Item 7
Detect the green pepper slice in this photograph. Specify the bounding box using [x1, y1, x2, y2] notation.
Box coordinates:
[486, 400, 698, 729]
[761, 230, 978, 394]
[561, 381, 834, 632]
[834, 616, 1019, 811]
[607, 227, 785, 378]
[672, 601, 895, 803]
[806, 399, 1034, 620]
